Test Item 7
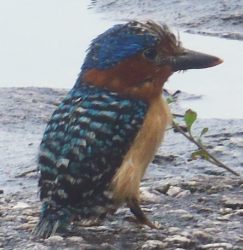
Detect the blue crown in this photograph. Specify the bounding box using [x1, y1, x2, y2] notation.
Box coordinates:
[82, 22, 160, 71]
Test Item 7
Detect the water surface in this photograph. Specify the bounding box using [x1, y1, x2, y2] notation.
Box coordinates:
[0, 0, 242, 118]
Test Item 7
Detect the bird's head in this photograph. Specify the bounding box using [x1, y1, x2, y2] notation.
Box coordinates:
[80, 21, 222, 101]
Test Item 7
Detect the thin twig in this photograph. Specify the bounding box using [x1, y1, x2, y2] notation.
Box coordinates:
[15, 169, 37, 178]
[172, 121, 240, 176]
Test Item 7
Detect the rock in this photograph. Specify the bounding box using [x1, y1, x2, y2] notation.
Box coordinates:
[22, 209, 38, 216]
[30, 243, 49, 250]
[182, 180, 198, 192]
[192, 230, 212, 241]
[175, 190, 191, 198]
[219, 207, 233, 215]
[67, 236, 85, 242]
[12, 202, 30, 210]
[166, 186, 182, 197]
[155, 183, 170, 194]
[165, 235, 191, 245]
[141, 240, 167, 249]
[216, 214, 232, 221]
[234, 209, 243, 215]
[180, 213, 194, 221]
[26, 216, 38, 223]
[4, 215, 16, 221]
[168, 227, 180, 233]
[15, 223, 33, 230]
[213, 145, 225, 152]
[100, 243, 116, 250]
[45, 235, 64, 243]
[199, 242, 233, 249]
[168, 209, 193, 220]
[140, 187, 161, 203]
[222, 196, 243, 209]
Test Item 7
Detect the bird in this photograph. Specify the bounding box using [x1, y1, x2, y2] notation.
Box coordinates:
[33, 20, 222, 238]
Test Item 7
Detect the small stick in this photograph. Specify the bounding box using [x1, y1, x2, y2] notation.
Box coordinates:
[172, 121, 240, 176]
[15, 169, 37, 178]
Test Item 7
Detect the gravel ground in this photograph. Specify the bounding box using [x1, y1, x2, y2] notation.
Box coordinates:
[0, 87, 242, 250]
[90, 0, 243, 40]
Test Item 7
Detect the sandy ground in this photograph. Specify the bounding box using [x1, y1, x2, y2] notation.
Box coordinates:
[0, 88, 242, 250]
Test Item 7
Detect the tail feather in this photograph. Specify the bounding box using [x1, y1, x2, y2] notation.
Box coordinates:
[33, 219, 60, 238]
[33, 204, 71, 238]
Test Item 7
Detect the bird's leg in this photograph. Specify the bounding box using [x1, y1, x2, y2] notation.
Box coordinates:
[127, 198, 158, 229]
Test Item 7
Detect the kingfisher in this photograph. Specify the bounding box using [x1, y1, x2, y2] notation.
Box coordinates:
[33, 21, 222, 238]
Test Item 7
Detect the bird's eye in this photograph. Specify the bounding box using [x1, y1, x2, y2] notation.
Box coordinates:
[143, 48, 157, 61]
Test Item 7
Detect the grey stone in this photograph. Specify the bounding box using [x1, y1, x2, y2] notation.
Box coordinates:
[199, 242, 233, 249]
[166, 186, 183, 197]
[12, 202, 30, 210]
[67, 236, 85, 242]
[140, 187, 161, 203]
[175, 189, 191, 198]
[45, 235, 64, 243]
[141, 240, 167, 250]
[165, 235, 191, 245]
[222, 196, 243, 209]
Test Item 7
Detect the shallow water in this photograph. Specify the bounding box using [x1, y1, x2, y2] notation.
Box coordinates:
[0, 0, 242, 118]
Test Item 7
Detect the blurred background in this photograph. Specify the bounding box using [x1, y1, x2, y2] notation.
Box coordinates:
[0, 0, 242, 118]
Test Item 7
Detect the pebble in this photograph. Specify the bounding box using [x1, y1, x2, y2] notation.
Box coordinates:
[155, 183, 170, 194]
[165, 235, 191, 245]
[12, 202, 30, 210]
[180, 213, 194, 220]
[213, 145, 225, 152]
[26, 243, 49, 250]
[216, 214, 232, 221]
[168, 209, 190, 214]
[140, 187, 161, 203]
[199, 242, 233, 249]
[67, 236, 85, 242]
[166, 186, 183, 197]
[175, 190, 191, 198]
[168, 209, 194, 221]
[22, 209, 38, 216]
[192, 230, 212, 241]
[141, 240, 167, 250]
[234, 209, 243, 215]
[4, 215, 16, 221]
[168, 227, 180, 233]
[222, 196, 243, 209]
[45, 235, 64, 243]
[15, 223, 33, 230]
[100, 243, 116, 250]
[219, 207, 233, 215]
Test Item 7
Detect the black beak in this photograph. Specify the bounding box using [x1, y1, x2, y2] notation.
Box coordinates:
[171, 49, 223, 72]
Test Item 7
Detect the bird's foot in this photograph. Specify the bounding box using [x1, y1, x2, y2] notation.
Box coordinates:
[127, 198, 161, 229]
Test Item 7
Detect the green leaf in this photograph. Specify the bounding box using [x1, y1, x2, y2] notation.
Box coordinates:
[184, 109, 197, 130]
[166, 96, 175, 104]
[191, 149, 209, 160]
[199, 127, 209, 138]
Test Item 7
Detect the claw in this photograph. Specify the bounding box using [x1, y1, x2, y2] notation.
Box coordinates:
[127, 198, 160, 229]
